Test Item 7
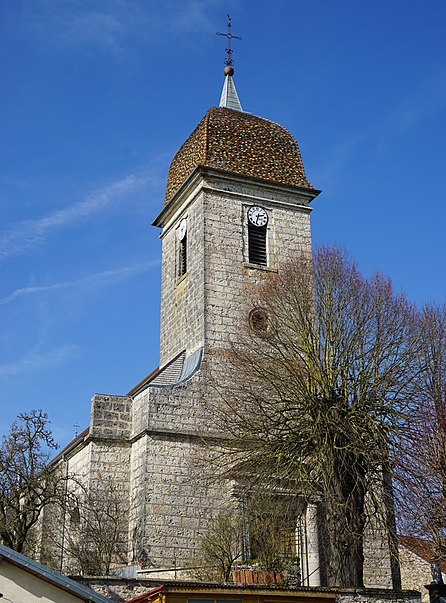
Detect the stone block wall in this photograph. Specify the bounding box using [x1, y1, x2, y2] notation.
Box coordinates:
[38, 396, 135, 571]
[36, 442, 94, 569]
[128, 427, 235, 570]
[200, 178, 311, 348]
[157, 170, 313, 368]
[128, 433, 148, 564]
[131, 353, 226, 439]
[68, 441, 92, 481]
[339, 589, 420, 603]
[159, 190, 206, 366]
[398, 546, 432, 603]
[89, 439, 131, 493]
[362, 522, 394, 588]
[87, 397, 133, 568]
[90, 394, 133, 440]
[127, 353, 238, 569]
[202, 173, 313, 353]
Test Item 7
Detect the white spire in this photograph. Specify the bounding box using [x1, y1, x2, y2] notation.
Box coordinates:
[219, 74, 243, 112]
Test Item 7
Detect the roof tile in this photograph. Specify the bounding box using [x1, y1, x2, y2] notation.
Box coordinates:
[164, 107, 314, 204]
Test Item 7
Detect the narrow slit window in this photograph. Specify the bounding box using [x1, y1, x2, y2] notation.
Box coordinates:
[176, 218, 187, 279]
[178, 233, 187, 277]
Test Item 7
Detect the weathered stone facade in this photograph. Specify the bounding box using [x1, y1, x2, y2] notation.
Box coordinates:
[36, 104, 397, 588]
[157, 168, 314, 364]
[398, 544, 441, 603]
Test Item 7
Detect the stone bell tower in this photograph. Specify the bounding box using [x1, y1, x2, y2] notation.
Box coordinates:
[153, 76, 319, 369]
[120, 65, 323, 579]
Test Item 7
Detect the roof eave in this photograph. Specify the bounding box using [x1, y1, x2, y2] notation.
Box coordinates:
[154, 165, 320, 229]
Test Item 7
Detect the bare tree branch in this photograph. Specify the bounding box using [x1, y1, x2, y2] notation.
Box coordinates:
[210, 245, 421, 587]
[0, 410, 64, 553]
[396, 302, 446, 578]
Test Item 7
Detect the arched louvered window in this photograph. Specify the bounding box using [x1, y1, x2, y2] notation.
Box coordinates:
[177, 218, 187, 278]
[248, 223, 267, 265]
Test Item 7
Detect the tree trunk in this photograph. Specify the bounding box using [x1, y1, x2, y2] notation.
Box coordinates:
[324, 449, 366, 587]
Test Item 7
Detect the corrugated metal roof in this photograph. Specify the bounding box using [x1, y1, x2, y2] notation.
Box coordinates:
[120, 578, 341, 597]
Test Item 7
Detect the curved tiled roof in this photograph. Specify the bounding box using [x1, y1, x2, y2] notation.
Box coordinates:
[164, 107, 314, 204]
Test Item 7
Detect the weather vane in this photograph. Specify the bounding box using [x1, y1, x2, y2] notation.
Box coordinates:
[217, 14, 242, 71]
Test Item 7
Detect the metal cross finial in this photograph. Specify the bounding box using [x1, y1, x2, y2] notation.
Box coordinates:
[73, 422, 80, 437]
[217, 14, 242, 68]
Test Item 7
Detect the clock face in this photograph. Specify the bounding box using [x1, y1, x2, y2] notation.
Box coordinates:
[247, 206, 268, 227]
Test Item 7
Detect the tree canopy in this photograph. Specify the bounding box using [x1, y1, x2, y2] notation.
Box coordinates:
[212, 246, 423, 587]
[0, 409, 62, 553]
[396, 302, 446, 575]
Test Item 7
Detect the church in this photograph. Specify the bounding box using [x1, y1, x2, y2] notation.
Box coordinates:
[37, 53, 396, 589]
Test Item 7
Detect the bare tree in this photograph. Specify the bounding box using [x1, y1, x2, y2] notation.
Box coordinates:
[212, 246, 421, 587]
[195, 494, 299, 582]
[244, 491, 301, 572]
[0, 410, 63, 553]
[195, 509, 244, 581]
[396, 302, 446, 578]
[63, 478, 128, 575]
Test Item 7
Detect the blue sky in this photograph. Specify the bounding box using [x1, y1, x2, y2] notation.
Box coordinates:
[1, 0, 445, 446]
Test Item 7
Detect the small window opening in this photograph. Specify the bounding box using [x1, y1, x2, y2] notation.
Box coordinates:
[69, 505, 81, 525]
[248, 222, 267, 265]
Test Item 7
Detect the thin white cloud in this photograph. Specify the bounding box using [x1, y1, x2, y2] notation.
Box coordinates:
[314, 131, 368, 185]
[0, 172, 151, 262]
[169, 0, 215, 34]
[62, 12, 124, 51]
[16, 0, 223, 53]
[0, 261, 159, 307]
[0, 345, 79, 377]
[316, 68, 446, 185]
[386, 69, 446, 136]
[14, 0, 137, 52]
